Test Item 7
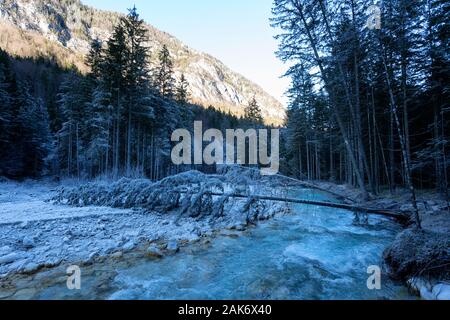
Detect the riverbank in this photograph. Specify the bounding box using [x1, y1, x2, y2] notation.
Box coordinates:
[0, 186, 410, 300]
[312, 181, 450, 300]
[0, 169, 291, 279]
[0, 170, 448, 300]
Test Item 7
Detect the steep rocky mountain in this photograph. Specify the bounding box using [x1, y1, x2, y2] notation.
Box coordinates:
[0, 0, 286, 125]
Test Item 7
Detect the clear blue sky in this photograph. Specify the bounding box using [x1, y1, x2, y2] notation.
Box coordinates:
[81, 0, 289, 107]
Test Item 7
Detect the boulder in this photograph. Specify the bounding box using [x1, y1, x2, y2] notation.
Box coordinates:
[122, 241, 136, 251]
[166, 240, 179, 253]
[111, 251, 123, 259]
[22, 236, 35, 249]
[384, 229, 450, 280]
[433, 283, 450, 300]
[407, 277, 432, 297]
[0, 252, 26, 265]
[23, 262, 40, 273]
[146, 245, 163, 258]
[0, 246, 12, 256]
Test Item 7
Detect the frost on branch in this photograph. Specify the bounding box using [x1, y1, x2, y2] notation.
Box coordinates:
[52, 168, 290, 223]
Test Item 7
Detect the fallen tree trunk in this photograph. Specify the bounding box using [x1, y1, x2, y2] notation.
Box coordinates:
[193, 191, 408, 223]
[231, 165, 357, 203]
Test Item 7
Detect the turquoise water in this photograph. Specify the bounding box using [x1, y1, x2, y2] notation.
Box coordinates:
[34, 189, 412, 300]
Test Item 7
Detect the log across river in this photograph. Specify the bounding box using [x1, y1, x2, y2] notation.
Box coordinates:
[15, 187, 414, 300]
[199, 191, 409, 223]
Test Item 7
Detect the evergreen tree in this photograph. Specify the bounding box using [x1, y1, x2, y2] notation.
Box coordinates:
[244, 97, 263, 124]
[0, 49, 13, 163]
[284, 64, 316, 179]
[18, 90, 52, 177]
[175, 73, 190, 105]
[55, 74, 90, 177]
[85, 81, 113, 176]
[104, 21, 128, 177]
[86, 38, 104, 80]
[155, 45, 175, 98]
[122, 6, 154, 176]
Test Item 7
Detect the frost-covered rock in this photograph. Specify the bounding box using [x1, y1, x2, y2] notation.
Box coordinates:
[146, 245, 163, 258]
[408, 279, 450, 300]
[111, 251, 123, 259]
[0, 252, 27, 265]
[0, 246, 12, 256]
[407, 277, 433, 297]
[122, 241, 136, 252]
[384, 229, 450, 280]
[22, 236, 35, 249]
[23, 262, 40, 273]
[166, 240, 179, 253]
[433, 283, 450, 300]
[0, 168, 291, 277]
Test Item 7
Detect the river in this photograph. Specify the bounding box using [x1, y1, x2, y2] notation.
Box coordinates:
[10, 188, 414, 300]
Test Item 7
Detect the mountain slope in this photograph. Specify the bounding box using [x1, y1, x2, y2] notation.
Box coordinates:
[0, 0, 285, 125]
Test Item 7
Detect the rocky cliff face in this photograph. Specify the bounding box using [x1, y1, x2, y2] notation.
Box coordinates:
[0, 0, 285, 125]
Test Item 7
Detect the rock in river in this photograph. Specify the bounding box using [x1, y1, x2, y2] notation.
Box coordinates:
[0, 252, 27, 265]
[166, 240, 179, 253]
[146, 245, 163, 258]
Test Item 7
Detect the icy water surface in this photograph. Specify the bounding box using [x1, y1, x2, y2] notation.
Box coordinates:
[25, 189, 413, 300]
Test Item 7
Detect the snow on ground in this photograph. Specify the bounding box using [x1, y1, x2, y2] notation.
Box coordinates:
[0, 180, 210, 277]
[0, 176, 289, 278]
[0, 180, 134, 225]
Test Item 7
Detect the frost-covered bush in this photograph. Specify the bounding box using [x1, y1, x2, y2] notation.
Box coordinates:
[53, 169, 290, 224]
[218, 165, 262, 185]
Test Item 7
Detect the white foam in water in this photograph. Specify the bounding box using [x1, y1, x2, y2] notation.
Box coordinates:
[33, 189, 412, 300]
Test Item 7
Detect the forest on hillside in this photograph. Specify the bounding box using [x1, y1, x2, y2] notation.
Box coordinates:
[0, 7, 266, 181]
[273, 0, 449, 208]
[0, 1, 449, 301]
[0, 1, 449, 209]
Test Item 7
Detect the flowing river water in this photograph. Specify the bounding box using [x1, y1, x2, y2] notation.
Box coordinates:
[3, 188, 415, 300]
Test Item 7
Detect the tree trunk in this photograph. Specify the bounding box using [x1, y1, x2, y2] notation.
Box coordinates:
[126, 104, 132, 177]
[390, 105, 395, 193]
[295, 1, 369, 199]
[379, 36, 422, 229]
[306, 140, 311, 181]
[76, 122, 80, 179]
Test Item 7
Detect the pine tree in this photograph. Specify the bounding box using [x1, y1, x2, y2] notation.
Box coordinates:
[56, 74, 89, 177]
[426, 0, 449, 199]
[122, 6, 153, 176]
[85, 81, 113, 176]
[244, 97, 263, 124]
[86, 38, 103, 80]
[104, 22, 128, 177]
[0, 49, 13, 162]
[175, 73, 190, 105]
[284, 64, 316, 179]
[155, 45, 175, 98]
[18, 91, 52, 177]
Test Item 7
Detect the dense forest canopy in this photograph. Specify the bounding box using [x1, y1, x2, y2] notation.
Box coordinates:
[0, 7, 266, 180]
[0, 1, 448, 218]
[273, 0, 449, 202]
